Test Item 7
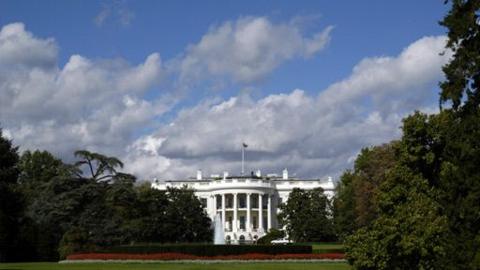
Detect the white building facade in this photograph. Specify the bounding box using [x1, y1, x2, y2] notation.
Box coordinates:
[152, 169, 334, 244]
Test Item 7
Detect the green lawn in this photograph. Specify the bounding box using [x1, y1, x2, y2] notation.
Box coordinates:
[0, 262, 351, 270]
[293, 242, 344, 254]
[311, 243, 344, 251]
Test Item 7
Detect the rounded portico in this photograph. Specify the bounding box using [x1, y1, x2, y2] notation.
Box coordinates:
[210, 189, 275, 244]
[152, 169, 334, 244]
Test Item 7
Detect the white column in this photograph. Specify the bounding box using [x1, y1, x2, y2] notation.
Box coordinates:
[233, 193, 238, 232]
[258, 194, 263, 232]
[267, 194, 272, 231]
[213, 195, 217, 217]
[246, 193, 251, 232]
[221, 194, 226, 229]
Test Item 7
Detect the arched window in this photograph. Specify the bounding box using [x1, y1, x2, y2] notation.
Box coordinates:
[239, 235, 245, 245]
[226, 235, 231, 244]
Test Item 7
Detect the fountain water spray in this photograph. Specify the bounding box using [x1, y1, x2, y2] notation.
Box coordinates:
[213, 213, 225, 244]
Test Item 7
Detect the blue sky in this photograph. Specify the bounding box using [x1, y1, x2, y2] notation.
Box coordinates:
[0, 1, 451, 180]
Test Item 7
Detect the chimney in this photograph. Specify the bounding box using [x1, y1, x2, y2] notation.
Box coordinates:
[223, 171, 229, 179]
[255, 169, 261, 177]
[197, 170, 202, 180]
[283, 168, 288, 180]
[328, 176, 333, 182]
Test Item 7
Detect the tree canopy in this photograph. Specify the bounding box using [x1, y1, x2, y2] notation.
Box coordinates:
[279, 187, 335, 242]
[0, 137, 213, 261]
[343, 1, 480, 269]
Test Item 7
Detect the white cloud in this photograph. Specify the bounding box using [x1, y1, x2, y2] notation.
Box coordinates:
[0, 23, 166, 161]
[177, 17, 333, 84]
[318, 36, 449, 116]
[0, 22, 57, 69]
[127, 36, 451, 180]
[0, 20, 451, 182]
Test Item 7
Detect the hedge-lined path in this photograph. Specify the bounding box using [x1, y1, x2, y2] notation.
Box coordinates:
[1, 262, 351, 270]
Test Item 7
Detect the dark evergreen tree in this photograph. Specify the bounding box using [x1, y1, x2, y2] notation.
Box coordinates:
[0, 129, 21, 262]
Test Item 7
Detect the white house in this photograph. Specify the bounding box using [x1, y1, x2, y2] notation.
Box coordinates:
[152, 169, 334, 244]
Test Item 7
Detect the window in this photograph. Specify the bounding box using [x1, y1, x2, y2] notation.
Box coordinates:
[239, 216, 246, 230]
[239, 194, 246, 208]
[200, 198, 207, 208]
[262, 197, 268, 209]
[239, 235, 246, 244]
[227, 216, 232, 231]
[226, 196, 233, 208]
[252, 195, 258, 208]
[216, 196, 222, 209]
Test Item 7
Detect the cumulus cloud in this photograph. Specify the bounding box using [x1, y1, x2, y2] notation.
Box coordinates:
[0, 23, 166, 160]
[127, 36, 450, 180]
[0, 22, 57, 69]
[177, 16, 333, 84]
[0, 20, 451, 182]
[319, 36, 448, 116]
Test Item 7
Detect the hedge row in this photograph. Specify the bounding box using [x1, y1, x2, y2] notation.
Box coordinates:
[95, 244, 312, 256]
[67, 252, 344, 261]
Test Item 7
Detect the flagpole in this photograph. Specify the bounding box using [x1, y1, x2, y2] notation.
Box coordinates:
[241, 146, 245, 176]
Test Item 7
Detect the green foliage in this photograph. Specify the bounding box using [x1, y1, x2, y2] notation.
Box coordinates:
[344, 2, 480, 269]
[333, 143, 398, 239]
[163, 186, 213, 243]
[257, 229, 285, 244]
[439, 0, 480, 110]
[73, 150, 125, 182]
[58, 227, 96, 260]
[345, 109, 480, 269]
[96, 243, 312, 256]
[0, 129, 22, 262]
[0, 129, 19, 185]
[279, 188, 335, 242]
[345, 166, 450, 270]
[0, 147, 214, 261]
[333, 171, 356, 239]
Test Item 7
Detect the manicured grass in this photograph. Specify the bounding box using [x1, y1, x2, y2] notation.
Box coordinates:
[311, 243, 344, 251]
[0, 262, 351, 270]
[293, 242, 344, 254]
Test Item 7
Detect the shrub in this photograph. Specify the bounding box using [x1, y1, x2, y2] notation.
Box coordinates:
[67, 252, 345, 261]
[257, 229, 285, 244]
[58, 227, 97, 260]
[89, 243, 312, 256]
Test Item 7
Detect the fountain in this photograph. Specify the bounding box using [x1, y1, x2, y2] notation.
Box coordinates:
[213, 214, 225, 244]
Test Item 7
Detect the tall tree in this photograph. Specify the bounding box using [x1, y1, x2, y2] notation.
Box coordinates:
[333, 171, 356, 239]
[333, 143, 398, 238]
[346, 164, 450, 270]
[0, 129, 21, 262]
[438, 1, 480, 267]
[132, 183, 169, 243]
[279, 188, 335, 242]
[345, 2, 480, 269]
[73, 150, 125, 182]
[439, 0, 480, 110]
[164, 186, 213, 243]
[16, 150, 72, 261]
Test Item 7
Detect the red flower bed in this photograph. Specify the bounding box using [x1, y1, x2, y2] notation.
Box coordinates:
[67, 252, 345, 261]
